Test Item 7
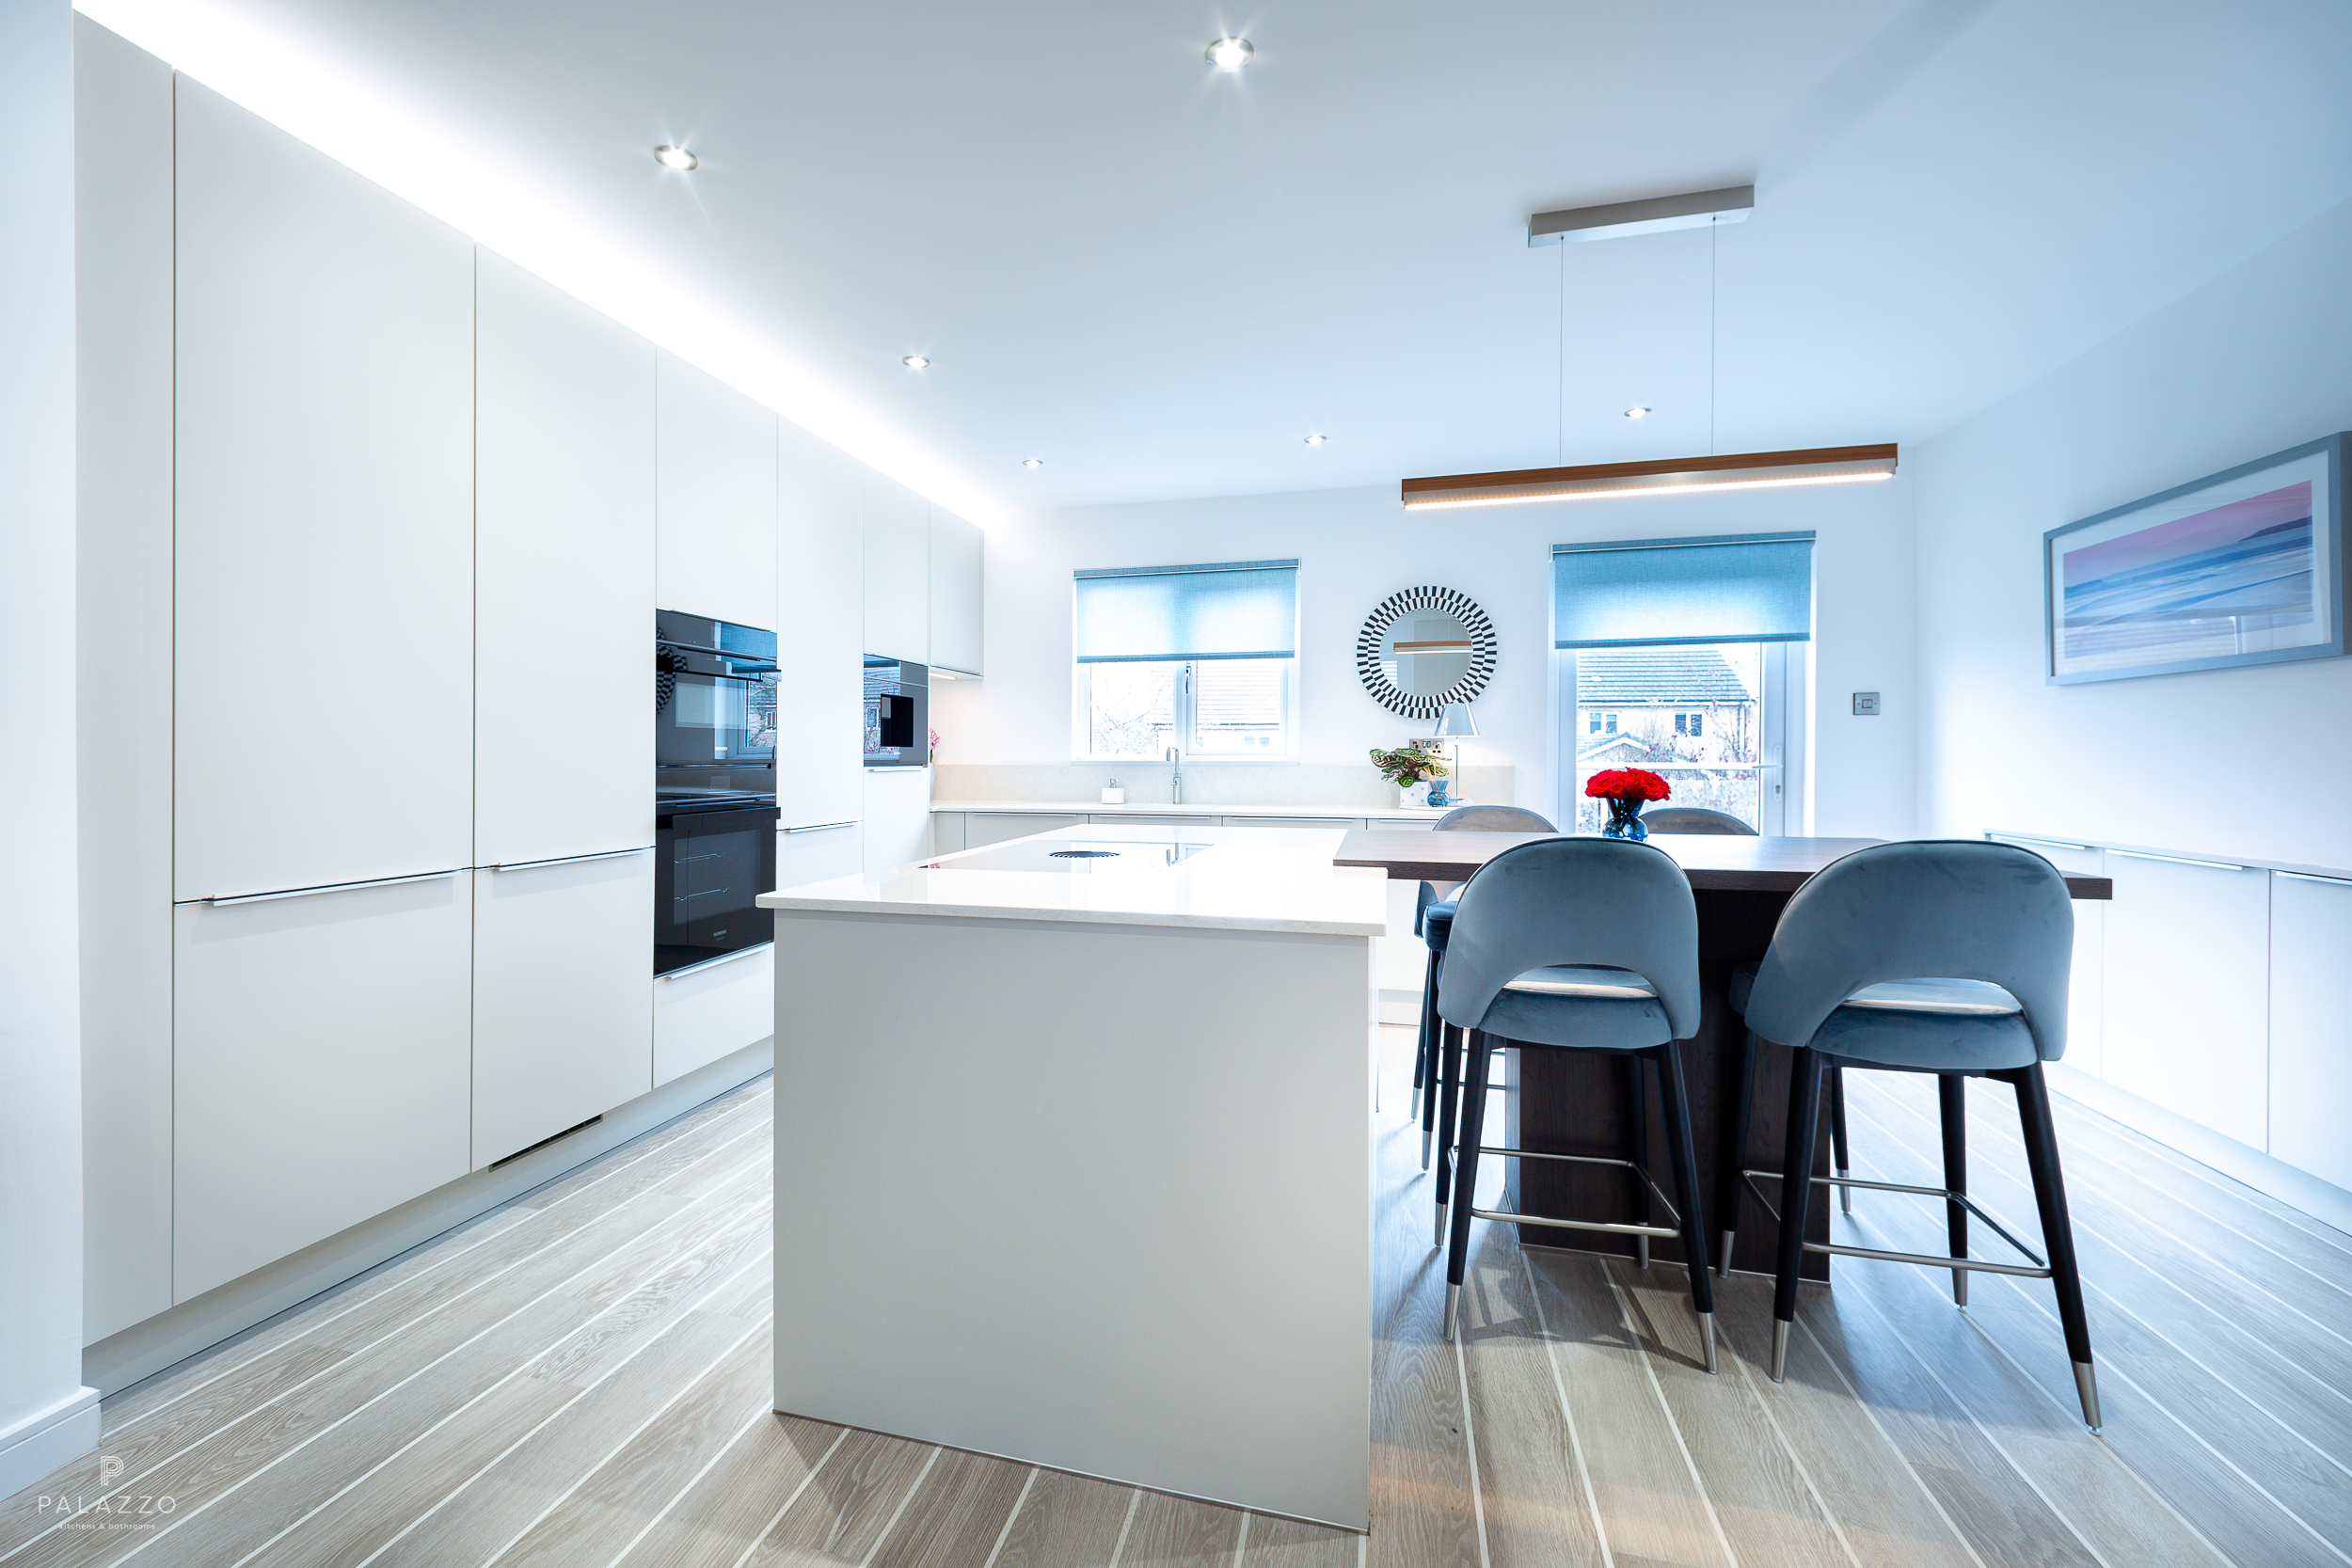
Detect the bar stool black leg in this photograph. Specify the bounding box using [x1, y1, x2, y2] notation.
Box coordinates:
[1829, 1065, 1852, 1213]
[1415, 948, 1440, 1160]
[1770, 1047, 1826, 1382]
[1443, 1028, 1497, 1342]
[2007, 1064, 2102, 1431]
[1621, 1053, 1651, 1269]
[1432, 1022, 1466, 1247]
[1717, 1028, 1757, 1277]
[1938, 1073, 1969, 1306]
[1651, 1039, 1717, 1372]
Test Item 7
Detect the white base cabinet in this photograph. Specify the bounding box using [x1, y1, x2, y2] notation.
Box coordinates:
[656, 947, 775, 1087]
[777, 823, 863, 891]
[2101, 851, 2270, 1150]
[173, 876, 472, 1301]
[862, 769, 934, 874]
[472, 853, 655, 1168]
[2269, 873, 2352, 1191]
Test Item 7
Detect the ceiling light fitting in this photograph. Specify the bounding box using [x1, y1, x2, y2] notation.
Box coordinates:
[1400, 444, 1898, 510]
[902, 356, 930, 369]
[1205, 37, 1254, 70]
[1623, 406, 1651, 420]
[1022, 457, 1044, 468]
[652, 145, 698, 172]
[1528, 184, 1752, 247]
[1303, 434, 1327, 446]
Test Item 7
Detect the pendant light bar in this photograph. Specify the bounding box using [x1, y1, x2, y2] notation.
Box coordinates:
[1400, 444, 1898, 511]
[1529, 185, 1754, 246]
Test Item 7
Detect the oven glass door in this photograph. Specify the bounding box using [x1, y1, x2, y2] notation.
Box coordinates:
[659, 669, 778, 768]
[655, 804, 779, 975]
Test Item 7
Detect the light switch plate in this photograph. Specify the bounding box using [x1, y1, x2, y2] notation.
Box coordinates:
[1852, 691, 1882, 716]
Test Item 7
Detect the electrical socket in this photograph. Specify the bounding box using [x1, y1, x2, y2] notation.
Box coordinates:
[1852, 691, 1882, 716]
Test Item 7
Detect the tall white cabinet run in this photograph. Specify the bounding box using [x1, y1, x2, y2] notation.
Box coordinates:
[776, 421, 868, 888]
[169, 78, 476, 1299]
[472, 251, 658, 1166]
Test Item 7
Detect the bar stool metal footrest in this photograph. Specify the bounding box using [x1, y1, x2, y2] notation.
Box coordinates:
[1469, 1145, 1681, 1271]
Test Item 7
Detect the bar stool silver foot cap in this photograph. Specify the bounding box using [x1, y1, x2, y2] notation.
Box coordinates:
[1699, 1311, 1718, 1374]
[1421, 1126, 1433, 1170]
[1770, 1317, 1793, 1382]
[1838, 1169, 1852, 1214]
[1716, 1229, 1736, 1278]
[1953, 1272, 1969, 1308]
[1434, 1202, 1448, 1250]
[2074, 1360, 2103, 1433]
[1636, 1236, 1651, 1271]
[1443, 1283, 1461, 1343]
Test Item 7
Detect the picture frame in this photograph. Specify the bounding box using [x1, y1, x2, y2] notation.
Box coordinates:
[2044, 432, 2347, 686]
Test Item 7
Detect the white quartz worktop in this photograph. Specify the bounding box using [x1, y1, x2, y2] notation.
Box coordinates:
[758, 821, 1389, 936]
[933, 799, 1451, 821]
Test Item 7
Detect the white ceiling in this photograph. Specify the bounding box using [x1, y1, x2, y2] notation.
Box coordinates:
[95, 0, 2352, 513]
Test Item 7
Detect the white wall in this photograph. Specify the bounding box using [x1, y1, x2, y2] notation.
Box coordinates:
[0, 0, 98, 1496]
[935, 479, 1916, 835]
[1915, 197, 2352, 870]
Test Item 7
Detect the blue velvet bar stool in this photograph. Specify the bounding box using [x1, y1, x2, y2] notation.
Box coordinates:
[1434, 836, 1715, 1370]
[1728, 840, 2102, 1430]
[1411, 805, 1556, 1174]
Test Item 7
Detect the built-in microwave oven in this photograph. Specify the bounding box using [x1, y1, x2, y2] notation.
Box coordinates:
[863, 656, 929, 768]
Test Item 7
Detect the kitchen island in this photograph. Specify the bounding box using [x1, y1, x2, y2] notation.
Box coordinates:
[757, 823, 1388, 1528]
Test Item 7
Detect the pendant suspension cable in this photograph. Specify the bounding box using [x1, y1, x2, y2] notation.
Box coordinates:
[1709, 219, 1719, 457]
[1557, 242, 1566, 467]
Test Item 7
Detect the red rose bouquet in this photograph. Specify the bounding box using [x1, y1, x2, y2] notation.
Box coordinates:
[1584, 768, 1670, 840]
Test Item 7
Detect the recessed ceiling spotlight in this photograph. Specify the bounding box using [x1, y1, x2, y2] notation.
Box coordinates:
[652, 145, 698, 172]
[1022, 457, 1044, 468]
[1624, 405, 1652, 420]
[1205, 36, 1254, 70]
[902, 356, 930, 369]
[1303, 434, 1327, 446]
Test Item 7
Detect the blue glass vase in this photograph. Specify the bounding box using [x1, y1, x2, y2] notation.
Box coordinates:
[1600, 798, 1648, 841]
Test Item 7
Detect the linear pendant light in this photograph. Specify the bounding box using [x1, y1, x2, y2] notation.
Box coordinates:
[1400, 444, 1898, 511]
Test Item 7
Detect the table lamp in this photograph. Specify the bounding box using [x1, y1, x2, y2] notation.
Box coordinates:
[1429, 702, 1477, 806]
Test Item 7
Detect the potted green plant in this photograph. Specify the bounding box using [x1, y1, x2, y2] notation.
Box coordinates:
[1369, 744, 1449, 807]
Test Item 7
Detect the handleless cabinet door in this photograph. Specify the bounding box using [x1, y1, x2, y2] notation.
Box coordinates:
[2269, 873, 2352, 1188]
[928, 508, 984, 675]
[658, 354, 777, 631]
[174, 875, 472, 1300]
[172, 79, 474, 900]
[965, 813, 1085, 849]
[476, 250, 655, 865]
[864, 475, 929, 664]
[2102, 852, 2270, 1149]
[1993, 836, 2106, 1080]
[473, 852, 654, 1167]
[776, 420, 865, 833]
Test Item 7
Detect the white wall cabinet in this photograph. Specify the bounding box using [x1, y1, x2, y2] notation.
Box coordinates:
[656, 947, 774, 1086]
[776, 421, 866, 835]
[929, 508, 984, 676]
[173, 876, 472, 1300]
[864, 475, 930, 663]
[172, 79, 474, 901]
[476, 249, 656, 866]
[473, 853, 654, 1167]
[2269, 873, 2352, 1191]
[658, 354, 778, 631]
[2101, 851, 2270, 1150]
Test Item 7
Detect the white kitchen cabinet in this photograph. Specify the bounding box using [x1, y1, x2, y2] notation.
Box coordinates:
[930, 815, 967, 855]
[929, 508, 984, 676]
[2269, 872, 2352, 1189]
[863, 768, 935, 874]
[172, 78, 474, 901]
[1091, 815, 1197, 827]
[658, 353, 778, 632]
[966, 813, 1086, 849]
[2101, 850, 2270, 1149]
[476, 250, 656, 866]
[864, 475, 930, 664]
[778, 822, 864, 889]
[1223, 816, 1360, 830]
[776, 420, 866, 835]
[173, 875, 473, 1300]
[656, 946, 774, 1086]
[472, 852, 655, 1168]
[1992, 835, 2106, 1080]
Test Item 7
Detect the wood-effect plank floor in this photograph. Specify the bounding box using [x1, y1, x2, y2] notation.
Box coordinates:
[8, 1031, 2348, 1567]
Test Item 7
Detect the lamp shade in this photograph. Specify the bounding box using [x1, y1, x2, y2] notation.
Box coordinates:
[1433, 702, 1478, 738]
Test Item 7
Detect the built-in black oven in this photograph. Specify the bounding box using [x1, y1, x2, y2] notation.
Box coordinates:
[864, 656, 929, 768]
[657, 610, 780, 975]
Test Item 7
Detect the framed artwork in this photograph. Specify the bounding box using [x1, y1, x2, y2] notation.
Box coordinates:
[2044, 432, 2347, 685]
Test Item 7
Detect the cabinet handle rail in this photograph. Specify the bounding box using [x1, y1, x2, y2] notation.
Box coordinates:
[783, 819, 859, 833]
[488, 847, 653, 871]
[198, 868, 463, 906]
[2110, 848, 2252, 872]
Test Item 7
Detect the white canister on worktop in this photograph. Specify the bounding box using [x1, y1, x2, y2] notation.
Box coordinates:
[1101, 779, 1126, 804]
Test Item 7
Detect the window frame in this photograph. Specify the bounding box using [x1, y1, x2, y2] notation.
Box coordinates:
[1071, 657, 1300, 764]
[1555, 641, 1806, 833]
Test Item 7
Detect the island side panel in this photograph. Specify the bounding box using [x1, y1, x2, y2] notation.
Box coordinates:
[771, 910, 1375, 1529]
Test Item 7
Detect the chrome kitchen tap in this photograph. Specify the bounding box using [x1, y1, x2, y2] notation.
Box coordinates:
[1166, 746, 1183, 805]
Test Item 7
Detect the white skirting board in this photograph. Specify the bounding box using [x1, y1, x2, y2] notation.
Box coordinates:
[2047, 1062, 2352, 1235]
[83, 1040, 772, 1398]
[0, 1386, 102, 1503]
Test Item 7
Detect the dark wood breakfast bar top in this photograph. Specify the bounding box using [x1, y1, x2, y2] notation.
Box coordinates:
[1335, 829, 2116, 899]
[1336, 830, 2111, 1279]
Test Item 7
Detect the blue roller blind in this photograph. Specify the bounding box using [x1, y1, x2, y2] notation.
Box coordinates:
[1073, 560, 1298, 662]
[1552, 532, 1814, 649]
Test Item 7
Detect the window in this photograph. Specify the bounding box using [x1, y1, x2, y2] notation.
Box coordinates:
[1073, 560, 1297, 760]
[1553, 532, 1813, 832]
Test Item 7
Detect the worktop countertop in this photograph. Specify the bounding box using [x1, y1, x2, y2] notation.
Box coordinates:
[758, 822, 1390, 937]
[931, 799, 1452, 821]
